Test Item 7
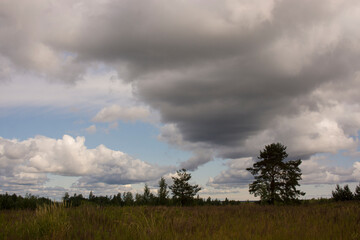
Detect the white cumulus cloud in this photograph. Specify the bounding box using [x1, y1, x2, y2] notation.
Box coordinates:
[0, 135, 174, 194]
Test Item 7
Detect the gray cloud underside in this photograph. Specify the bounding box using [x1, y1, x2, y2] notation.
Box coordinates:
[1, 0, 360, 169]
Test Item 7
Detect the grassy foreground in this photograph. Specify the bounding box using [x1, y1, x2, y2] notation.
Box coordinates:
[1, 202, 359, 240]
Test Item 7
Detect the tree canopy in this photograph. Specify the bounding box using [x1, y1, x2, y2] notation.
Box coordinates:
[169, 169, 201, 206]
[247, 143, 305, 204]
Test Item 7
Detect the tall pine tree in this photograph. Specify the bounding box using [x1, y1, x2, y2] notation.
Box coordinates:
[247, 143, 305, 204]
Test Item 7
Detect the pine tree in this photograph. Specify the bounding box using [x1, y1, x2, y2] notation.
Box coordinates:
[123, 192, 134, 206]
[169, 169, 201, 206]
[88, 191, 95, 200]
[247, 143, 305, 204]
[354, 183, 360, 201]
[332, 184, 354, 201]
[158, 177, 169, 205]
[143, 184, 154, 205]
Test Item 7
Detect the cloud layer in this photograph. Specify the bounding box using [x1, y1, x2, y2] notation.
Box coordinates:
[1, 0, 360, 172]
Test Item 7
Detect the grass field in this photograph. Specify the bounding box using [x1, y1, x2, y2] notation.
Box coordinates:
[1, 202, 359, 240]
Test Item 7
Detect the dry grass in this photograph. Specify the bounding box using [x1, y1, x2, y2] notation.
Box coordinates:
[1, 202, 359, 239]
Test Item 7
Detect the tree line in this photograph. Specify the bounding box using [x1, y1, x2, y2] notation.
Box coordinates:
[0, 193, 52, 210]
[62, 170, 242, 207]
[332, 184, 360, 201]
[0, 169, 242, 210]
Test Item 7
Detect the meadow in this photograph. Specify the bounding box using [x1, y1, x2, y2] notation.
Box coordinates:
[1, 201, 359, 240]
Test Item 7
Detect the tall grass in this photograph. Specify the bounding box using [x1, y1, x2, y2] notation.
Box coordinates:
[0, 202, 359, 239]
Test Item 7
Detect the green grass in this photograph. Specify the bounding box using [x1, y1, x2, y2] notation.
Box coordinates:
[1, 202, 359, 239]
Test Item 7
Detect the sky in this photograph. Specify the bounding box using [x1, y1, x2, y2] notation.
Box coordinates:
[1, 0, 360, 201]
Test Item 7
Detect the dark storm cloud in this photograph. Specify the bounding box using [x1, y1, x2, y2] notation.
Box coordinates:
[69, 0, 360, 158]
[138, 45, 358, 148]
[1, 0, 360, 169]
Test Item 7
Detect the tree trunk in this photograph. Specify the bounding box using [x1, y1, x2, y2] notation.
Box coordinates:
[270, 179, 275, 204]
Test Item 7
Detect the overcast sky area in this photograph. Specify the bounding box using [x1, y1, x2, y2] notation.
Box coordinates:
[1, 0, 360, 200]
